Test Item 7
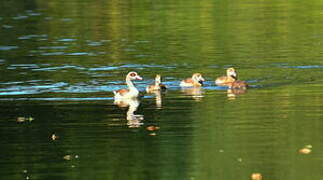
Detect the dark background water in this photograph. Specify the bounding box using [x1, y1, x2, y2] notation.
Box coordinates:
[0, 0, 323, 180]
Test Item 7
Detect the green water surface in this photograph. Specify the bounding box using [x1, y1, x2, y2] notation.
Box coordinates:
[0, 0, 323, 180]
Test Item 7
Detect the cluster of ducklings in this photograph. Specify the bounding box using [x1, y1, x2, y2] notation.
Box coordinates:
[113, 67, 247, 99]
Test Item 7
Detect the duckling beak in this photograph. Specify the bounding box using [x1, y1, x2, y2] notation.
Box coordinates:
[198, 77, 205, 85]
[136, 76, 143, 80]
[230, 72, 237, 79]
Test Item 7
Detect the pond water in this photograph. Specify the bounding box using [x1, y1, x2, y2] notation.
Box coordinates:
[1, 0, 323, 180]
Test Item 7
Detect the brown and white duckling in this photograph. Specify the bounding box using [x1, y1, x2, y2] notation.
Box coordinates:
[228, 80, 248, 89]
[113, 71, 142, 99]
[180, 73, 205, 87]
[146, 74, 167, 93]
[215, 67, 237, 86]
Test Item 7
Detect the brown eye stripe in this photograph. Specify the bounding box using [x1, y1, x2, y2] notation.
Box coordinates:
[130, 72, 136, 77]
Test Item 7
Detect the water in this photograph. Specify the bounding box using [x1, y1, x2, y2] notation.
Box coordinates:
[1, 0, 323, 179]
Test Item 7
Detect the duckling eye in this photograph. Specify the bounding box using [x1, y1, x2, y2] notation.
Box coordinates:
[130, 73, 136, 77]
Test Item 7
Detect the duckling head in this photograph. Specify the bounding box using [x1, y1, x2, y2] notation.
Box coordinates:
[192, 73, 205, 85]
[227, 68, 237, 79]
[155, 74, 161, 84]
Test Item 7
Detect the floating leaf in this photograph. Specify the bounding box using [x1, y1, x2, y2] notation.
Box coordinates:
[51, 134, 58, 141]
[28, 117, 34, 122]
[146, 126, 160, 131]
[305, 144, 312, 149]
[17, 117, 25, 123]
[63, 155, 72, 160]
[299, 148, 311, 154]
[251, 173, 262, 180]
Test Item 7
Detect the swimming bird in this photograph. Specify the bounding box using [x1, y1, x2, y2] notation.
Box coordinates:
[215, 67, 237, 86]
[216, 68, 248, 89]
[228, 80, 248, 89]
[146, 74, 167, 93]
[113, 72, 142, 99]
[180, 73, 205, 87]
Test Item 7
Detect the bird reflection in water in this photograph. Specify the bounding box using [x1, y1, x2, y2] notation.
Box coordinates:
[227, 88, 247, 100]
[114, 98, 144, 128]
[146, 74, 167, 109]
[181, 87, 204, 101]
[149, 90, 163, 108]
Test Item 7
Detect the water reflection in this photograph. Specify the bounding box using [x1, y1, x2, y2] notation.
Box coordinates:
[147, 90, 164, 109]
[114, 98, 144, 128]
[227, 88, 247, 100]
[181, 87, 204, 101]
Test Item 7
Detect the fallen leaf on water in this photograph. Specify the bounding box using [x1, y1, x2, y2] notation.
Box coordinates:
[146, 126, 160, 131]
[305, 144, 312, 149]
[299, 148, 311, 154]
[149, 132, 157, 136]
[17, 117, 25, 123]
[251, 173, 262, 180]
[17, 117, 34, 123]
[51, 134, 58, 141]
[63, 155, 72, 160]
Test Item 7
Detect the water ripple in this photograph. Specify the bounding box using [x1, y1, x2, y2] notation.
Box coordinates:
[66, 52, 89, 56]
[277, 64, 323, 69]
[58, 38, 76, 42]
[0, 46, 18, 51]
[32, 65, 85, 71]
[40, 52, 65, 56]
[2, 25, 13, 29]
[291, 65, 323, 69]
[12, 15, 28, 20]
[18, 34, 48, 40]
[38, 46, 67, 50]
[87, 41, 103, 46]
[88, 66, 119, 71]
[0, 82, 68, 95]
[7, 64, 39, 70]
[0, 97, 113, 101]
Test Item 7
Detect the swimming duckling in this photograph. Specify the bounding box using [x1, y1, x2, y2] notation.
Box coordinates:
[228, 80, 248, 90]
[180, 73, 205, 87]
[215, 68, 237, 86]
[146, 74, 167, 93]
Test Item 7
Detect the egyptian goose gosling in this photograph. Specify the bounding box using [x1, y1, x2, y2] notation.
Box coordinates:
[228, 80, 248, 89]
[113, 72, 142, 99]
[180, 73, 205, 87]
[215, 67, 237, 86]
[146, 74, 167, 93]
